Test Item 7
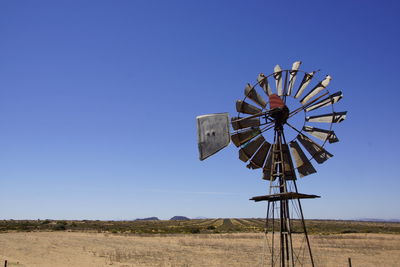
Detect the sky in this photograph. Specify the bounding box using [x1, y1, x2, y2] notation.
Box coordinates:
[0, 0, 399, 220]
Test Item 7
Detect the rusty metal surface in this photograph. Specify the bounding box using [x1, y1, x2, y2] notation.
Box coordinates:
[297, 134, 333, 164]
[289, 141, 317, 177]
[236, 100, 262, 115]
[197, 113, 230, 161]
[300, 75, 332, 105]
[306, 111, 347, 123]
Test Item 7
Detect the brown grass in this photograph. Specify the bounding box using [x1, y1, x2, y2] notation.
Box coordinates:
[0, 232, 399, 266]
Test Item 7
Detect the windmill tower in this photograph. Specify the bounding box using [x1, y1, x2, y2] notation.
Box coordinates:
[196, 61, 347, 266]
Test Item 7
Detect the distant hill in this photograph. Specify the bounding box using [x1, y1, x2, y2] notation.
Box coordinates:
[135, 217, 159, 221]
[170, 216, 190, 221]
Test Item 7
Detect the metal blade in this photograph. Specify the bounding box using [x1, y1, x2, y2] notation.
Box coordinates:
[244, 83, 267, 108]
[231, 116, 260, 130]
[297, 134, 333, 164]
[300, 75, 332, 105]
[306, 112, 347, 123]
[231, 127, 261, 147]
[282, 144, 297, 180]
[289, 141, 317, 177]
[303, 126, 339, 143]
[246, 141, 271, 169]
[262, 145, 274, 180]
[257, 73, 273, 96]
[305, 91, 343, 112]
[294, 71, 316, 99]
[197, 113, 230, 160]
[236, 100, 262, 115]
[287, 61, 302, 96]
[273, 65, 283, 96]
[238, 135, 265, 162]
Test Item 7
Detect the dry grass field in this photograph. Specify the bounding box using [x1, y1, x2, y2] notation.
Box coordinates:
[0, 231, 399, 266]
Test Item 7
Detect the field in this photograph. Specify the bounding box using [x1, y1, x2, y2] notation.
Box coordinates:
[1, 218, 399, 235]
[0, 219, 399, 266]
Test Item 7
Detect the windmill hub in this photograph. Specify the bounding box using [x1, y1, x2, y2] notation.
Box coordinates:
[268, 93, 289, 126]
[270, 105, 289, 127]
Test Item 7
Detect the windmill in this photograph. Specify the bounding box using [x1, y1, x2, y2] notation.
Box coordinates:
[196, 61, 347, 266]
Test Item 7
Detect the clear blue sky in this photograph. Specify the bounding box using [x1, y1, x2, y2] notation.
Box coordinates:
[1, 0, 399, 220]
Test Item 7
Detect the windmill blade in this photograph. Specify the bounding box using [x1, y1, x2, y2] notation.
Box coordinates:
[289, 141, 317, 177]
[231, 116, 260, 130]
[246, 141, 271, 169]
[282, 144, 297, 180]
[297, 134, 333, 164]
[244, 83, 267, 108]
[262, 145, 274, 180]
[273, 65, 283, 96]
[303, 126, 339, 143]
[238, 135, 265, 162]
[300, 75, 332, 105]
[257, 73, 273, 96]
[294, 71, 316, 99]
[197, 113, 230, 160]
[287, 61, 302, 96]
[305, 91, 343, 112]
[236, 100, 262, 115]
[231, 127, 261, 147]
[306, 112, 347, 123]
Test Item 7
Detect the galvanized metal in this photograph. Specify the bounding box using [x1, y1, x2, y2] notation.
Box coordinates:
[273, 65, 283, 96]
[303, 126, 339, 143]
[287, 61, 302, 96]
[197, 113, 230, 160]
[231, 127, 261, 147]
[297, 133, 333, 164]
[244, 83, 267, 108]
[300, 75, 332, 104]
[305, 91, 343, 112]
[247, 141, 271, 169]
[231, 116, 260, 130]
[289, 140, 317, 177]
[294, 71, 316, 99]
[306, 111, 347, 123]
[257, 73, 273, 96]
[238, 135, 265, 162]
[236, 100, 262, 115]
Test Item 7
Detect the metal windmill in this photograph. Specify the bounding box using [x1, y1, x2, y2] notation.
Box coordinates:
[196, 61, 347, 266]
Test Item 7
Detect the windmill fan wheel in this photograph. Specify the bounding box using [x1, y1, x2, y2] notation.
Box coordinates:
[231, 61, 347, 179]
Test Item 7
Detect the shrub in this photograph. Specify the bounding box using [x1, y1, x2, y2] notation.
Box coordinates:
[54, 224, 66, 231]
[190, 228, 200, 234]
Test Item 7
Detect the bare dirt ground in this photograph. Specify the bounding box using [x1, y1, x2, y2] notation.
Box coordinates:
[0, 232, 399, 266]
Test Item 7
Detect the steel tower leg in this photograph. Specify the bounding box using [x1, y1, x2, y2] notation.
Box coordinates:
[263, 126, 315, 266]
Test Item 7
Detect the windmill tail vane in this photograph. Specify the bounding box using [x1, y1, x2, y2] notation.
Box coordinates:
[196, 61, 347, 266]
